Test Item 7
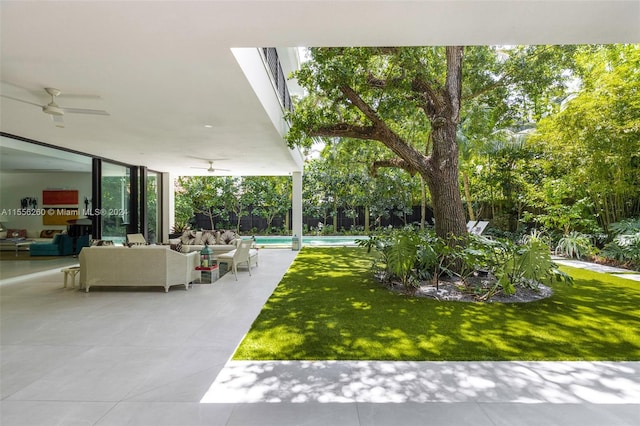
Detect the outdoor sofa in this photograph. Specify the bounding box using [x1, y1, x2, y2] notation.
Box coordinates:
[168, 229, 240, 255]
[79, 245, 199, 292]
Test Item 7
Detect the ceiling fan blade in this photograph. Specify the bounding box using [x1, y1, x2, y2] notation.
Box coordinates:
[61, 107, 110, 116]
[0, 94, 42, 108]
[51, 114, 65, 128]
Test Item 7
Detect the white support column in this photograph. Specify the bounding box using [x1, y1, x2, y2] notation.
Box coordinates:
[162, 172, 173, 243]
[292, 171, 303, 246]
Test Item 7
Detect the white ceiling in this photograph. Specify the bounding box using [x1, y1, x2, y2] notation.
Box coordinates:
[1, 1, 638, 176]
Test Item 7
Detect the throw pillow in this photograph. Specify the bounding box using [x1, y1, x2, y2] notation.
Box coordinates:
[90, 239, 114, 246]
[201, 230, 217, 245]
[170, 242, 183, 252]
[7, 229, 27, 238]
[219, 230, 237, 245]
[180, 230, 197, 245]
[40, 229, 62, 238]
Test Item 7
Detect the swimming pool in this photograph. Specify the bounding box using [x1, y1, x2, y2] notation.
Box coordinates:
[245, 235, 368, 247]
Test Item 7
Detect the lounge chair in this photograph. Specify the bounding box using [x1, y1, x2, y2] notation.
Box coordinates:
[217, 239, 258, 280]
[126, 233, 147, 246]
[467, 220, 489, 235]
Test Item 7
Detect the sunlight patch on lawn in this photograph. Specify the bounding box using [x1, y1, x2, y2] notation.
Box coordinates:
[234, 248, 640, 361]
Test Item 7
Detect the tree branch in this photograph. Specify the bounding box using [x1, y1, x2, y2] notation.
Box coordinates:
[366, 70, 406, 90]
[308, 123, 377, 140]
[338, 84, 432, 174]
[339, 85, 384, 125]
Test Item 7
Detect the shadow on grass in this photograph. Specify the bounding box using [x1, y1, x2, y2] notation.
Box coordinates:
[234, 247, 640, 361]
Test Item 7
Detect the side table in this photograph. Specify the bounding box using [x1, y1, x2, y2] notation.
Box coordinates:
[195, 265, 219, 284]
[61, 266, 81, 289]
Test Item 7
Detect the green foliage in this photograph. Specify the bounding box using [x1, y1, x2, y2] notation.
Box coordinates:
[385, 230, 421, 290]
[522, 179, 602, 236]
[503, 237, 570, 292]
[477, 233, 568, 294]
[304, 141, 424, 232]
[555, 231, 596, 259]
[358, 227, 445, 293]
[288, 45, 585, 241]
[608, 218, 640, 235]
[175, 176, 257, 232]
[600, 217, 640, 269]
[244, 176, 291, 231]
[527, 45, 640, 230]
[362, 227, 573, 298]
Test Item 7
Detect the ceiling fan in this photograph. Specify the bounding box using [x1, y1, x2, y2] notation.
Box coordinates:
[190, 160, 230, 173]
[0, 86, 110, 128]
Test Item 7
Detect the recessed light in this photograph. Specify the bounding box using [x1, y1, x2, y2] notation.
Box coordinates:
[204, 124, 213, 128]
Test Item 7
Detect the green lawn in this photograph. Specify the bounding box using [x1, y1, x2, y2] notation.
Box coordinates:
[233, 247, 640, 361]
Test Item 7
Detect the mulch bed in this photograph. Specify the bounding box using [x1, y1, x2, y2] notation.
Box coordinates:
[378, 274, 553, 303]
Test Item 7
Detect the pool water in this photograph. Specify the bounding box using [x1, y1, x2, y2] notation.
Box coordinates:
[246, 235, 367, 247]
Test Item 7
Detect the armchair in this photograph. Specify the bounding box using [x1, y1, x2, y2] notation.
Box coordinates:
[217, 240, 258, 280]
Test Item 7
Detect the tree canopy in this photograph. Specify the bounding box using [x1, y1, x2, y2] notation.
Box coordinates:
[286, 45, 577, 240]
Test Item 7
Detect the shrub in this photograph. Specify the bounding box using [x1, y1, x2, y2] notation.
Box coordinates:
[361, 228, 573, 298]
[555, 231, 596, 259]
[357, 227, 444, 293]
[599, 218, 640, 270]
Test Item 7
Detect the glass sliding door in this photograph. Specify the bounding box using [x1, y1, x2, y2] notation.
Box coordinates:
[100, 161, 131, 244]
[146, 171, 161, 244]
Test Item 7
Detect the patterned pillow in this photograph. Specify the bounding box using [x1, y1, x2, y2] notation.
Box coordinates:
[219, 230, 238, 245]
[201, 230, 217, 245]
[7, 229, 27, 238]
[180, 230, 197, 245]
[91, 239, 114, 246]
[40, 229, 62, 238]
[170, 242, 183, 252]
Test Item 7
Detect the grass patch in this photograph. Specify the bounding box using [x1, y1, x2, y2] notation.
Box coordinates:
[233, 247, 640, 361]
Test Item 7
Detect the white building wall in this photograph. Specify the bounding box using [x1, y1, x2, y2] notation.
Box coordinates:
[231, 47, 305, 240]
[0, 172, 92, 233]
[231, 47, 304, 173]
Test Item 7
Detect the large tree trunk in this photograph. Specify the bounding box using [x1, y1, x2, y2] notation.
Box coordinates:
[421, 46, 467, 241]
[423, 122, 467, 240]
